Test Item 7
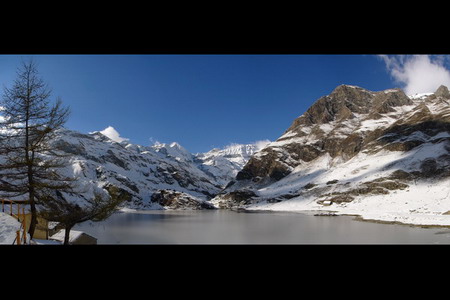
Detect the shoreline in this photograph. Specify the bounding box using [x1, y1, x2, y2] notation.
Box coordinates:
[118, 205, 450, 229]
[243, 207, 450, 228]
[350, 214, 450, 228]
[352, 215, 450, 228]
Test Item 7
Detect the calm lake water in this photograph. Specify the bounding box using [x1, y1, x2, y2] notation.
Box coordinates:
[73, 209, 450, 244]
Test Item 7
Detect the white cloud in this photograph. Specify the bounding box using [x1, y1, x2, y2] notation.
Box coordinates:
[253, 139, 271, 151]
[99, 126, 129, 143]
[379, 55, 450, 95]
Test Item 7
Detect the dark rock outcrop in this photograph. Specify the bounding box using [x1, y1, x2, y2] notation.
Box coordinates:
[151, 190, 216, 210]
[435, 85, 450, 98]
[214, 189, 257, 209]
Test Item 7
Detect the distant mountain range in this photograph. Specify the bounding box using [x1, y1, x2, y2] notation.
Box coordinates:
[50, 128, 267, 209]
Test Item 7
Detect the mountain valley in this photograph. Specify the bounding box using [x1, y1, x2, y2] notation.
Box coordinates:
[44, 84, 450, 226]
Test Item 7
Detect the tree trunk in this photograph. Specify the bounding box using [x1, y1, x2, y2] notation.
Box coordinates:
[28, 199, 37, 239]
[64, 225, 73, 245]
[26, 151, 37, 238]
[25, 91, 36, 238]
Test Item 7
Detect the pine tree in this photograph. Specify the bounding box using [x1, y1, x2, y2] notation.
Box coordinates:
[0, 59, 71, 238]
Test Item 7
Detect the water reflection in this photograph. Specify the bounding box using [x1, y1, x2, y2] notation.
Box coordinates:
[73, 210, 450, 244]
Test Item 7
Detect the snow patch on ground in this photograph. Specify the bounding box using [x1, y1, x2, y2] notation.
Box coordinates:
[0, 212, 21, 244]
[247, 138, 450, 227]
[251, 179, 450, 227]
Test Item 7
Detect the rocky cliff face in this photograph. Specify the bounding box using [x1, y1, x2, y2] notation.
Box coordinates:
[233, 85, 415, 184]
[214, 85, 450, 213]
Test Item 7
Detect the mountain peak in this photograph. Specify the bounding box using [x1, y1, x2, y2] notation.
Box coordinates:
[91, 126, 130, 144]
[152, 142, 193, 162]
[330, 84, 372, 98]
[169, 142, 183, 149]
[434, 85, 450, 98]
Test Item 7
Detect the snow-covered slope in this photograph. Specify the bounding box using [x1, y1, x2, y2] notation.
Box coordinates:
[195, 141, 269, 187]
[213, 85, 450, 226]
[48, 129, 261, 209]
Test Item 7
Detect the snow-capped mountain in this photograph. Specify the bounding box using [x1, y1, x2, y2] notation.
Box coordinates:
[153, 142, 195, 163]
[195, 141, 269, 187]
[49, 129, 262, 209]
[213, 85, 450, 226]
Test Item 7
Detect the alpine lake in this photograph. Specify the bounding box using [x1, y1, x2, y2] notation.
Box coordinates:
[73, 209, 450, 244]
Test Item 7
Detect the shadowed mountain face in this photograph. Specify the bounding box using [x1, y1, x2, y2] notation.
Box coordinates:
[215, 85, 450, 209]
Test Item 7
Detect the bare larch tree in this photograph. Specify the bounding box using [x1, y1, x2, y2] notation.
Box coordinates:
[0, 59, 71, 238]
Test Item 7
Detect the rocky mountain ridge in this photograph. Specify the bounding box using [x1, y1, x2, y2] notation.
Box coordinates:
[213, 85, 450, 226]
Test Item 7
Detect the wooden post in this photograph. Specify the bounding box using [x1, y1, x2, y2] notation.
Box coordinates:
[17, 203, 20, 219]
[23, 220, 27, 244]
[16, 231, 21, 245]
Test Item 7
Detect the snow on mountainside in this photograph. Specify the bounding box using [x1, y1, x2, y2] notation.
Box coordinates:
[195, 141, 269, 187]
[213, 85, 450, 226]
[48, 129, 261, 209]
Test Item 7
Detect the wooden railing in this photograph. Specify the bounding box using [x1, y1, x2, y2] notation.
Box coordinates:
[13, 217, 27, 245]
[1, 199, 29, 245]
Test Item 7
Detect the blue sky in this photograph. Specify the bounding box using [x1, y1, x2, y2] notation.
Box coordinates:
[1, 54, 449, 153]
